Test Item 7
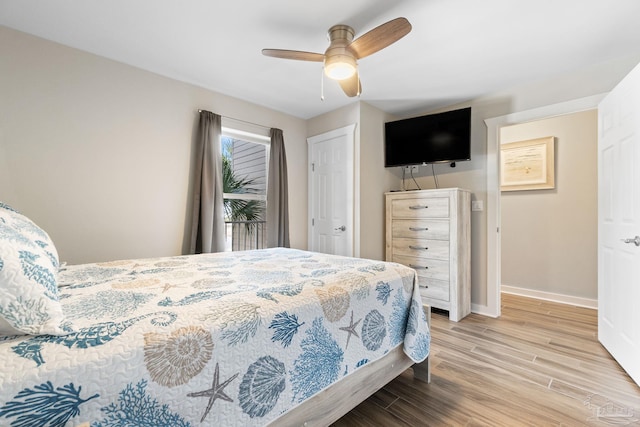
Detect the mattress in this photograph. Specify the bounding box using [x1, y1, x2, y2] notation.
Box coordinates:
[0, 248, 430, 426]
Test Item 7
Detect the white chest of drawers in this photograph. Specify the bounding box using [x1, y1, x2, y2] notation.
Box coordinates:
[385, 188, 471, 321]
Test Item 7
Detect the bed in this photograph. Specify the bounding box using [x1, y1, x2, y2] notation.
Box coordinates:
[0, 203, 430, 427]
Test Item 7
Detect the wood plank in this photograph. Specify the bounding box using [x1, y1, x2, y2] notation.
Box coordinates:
[332, 294, 640, 426]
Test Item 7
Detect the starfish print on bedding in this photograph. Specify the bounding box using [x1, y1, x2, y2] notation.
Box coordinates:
[187, 363, 239, 422]
[339, 310, 361, 349]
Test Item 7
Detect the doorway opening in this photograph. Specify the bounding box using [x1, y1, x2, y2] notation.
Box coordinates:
[484, 94, 605, 317]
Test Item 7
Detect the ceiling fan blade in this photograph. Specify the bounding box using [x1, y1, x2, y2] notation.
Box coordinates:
[349, 17, 412, 59]
[338, 74, 362, 97]
[261, 49, 325, 62]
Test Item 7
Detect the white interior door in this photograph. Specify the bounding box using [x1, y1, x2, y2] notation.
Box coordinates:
[308, 125, 355, 257]
[598, 62, 640, 386]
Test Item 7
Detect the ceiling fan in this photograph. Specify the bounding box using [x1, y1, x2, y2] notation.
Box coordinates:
[262, 17, 412, 97]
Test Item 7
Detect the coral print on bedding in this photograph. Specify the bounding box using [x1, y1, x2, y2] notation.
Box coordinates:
[0, 247, 429, 427]
[0, 202, 69, 336]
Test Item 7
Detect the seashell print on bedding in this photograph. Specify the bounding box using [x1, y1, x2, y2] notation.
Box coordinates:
[300, 262, 331, 269]
[191, 277, 235, 289]
[0, 248, 430, 427]
[334, 273, 370, 300]
[361, 309, 386, 351]
[154, 260, 188, 268]
[60, 266, 127, 286]
[358, 263, 387, 275]
[315, 286, 350, 322]
[144, 326, 214, 387]
[63, 290, 153, 320]
[96, 260, 134, 267]
[238, 356, 286, 418]
[111, 278, 161, 289]
[240, 269, 294, 285]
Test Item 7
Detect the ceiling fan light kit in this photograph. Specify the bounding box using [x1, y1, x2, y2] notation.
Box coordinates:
[323, 24, 357, 80]
[324, 53, 357, 80]
[262, 17, 411, 97]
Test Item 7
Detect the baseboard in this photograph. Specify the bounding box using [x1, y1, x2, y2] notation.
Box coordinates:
[501, 285, 597, 309]
[471, 303, 499, 318]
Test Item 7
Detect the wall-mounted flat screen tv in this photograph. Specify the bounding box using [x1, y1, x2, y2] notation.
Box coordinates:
[384, 107, 471, 167]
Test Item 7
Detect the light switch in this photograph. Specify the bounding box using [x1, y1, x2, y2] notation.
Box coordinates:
[472, 200, 484, 211]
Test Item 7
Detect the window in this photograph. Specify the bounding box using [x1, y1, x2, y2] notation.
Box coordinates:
[221, 126, 269, 251]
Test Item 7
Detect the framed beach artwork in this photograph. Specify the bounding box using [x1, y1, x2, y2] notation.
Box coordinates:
[500, 136, 555, 191]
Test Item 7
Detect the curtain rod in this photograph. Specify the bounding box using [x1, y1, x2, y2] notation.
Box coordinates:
[198, 109, 271, 131]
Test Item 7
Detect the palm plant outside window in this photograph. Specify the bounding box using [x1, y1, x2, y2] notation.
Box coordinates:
[221, 135, 267, 251]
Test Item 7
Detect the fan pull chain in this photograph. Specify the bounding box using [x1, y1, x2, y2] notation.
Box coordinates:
[356, 68, 361, 97]
[320, 67, 325, 101]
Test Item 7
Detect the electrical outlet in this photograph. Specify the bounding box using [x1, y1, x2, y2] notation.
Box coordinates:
[471, 200, 484, 211]
[404, 165, 419, 172]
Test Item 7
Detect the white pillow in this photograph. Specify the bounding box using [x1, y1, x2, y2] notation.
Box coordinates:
[0, 202, 70, 336]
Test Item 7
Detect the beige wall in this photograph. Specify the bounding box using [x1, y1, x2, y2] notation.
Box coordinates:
[2, 24, 639, 311]
[358, 102, 399, 260]
[499, 110, 598, 300]
[0, 26, 307, 264]
[400, 55, 639, 311]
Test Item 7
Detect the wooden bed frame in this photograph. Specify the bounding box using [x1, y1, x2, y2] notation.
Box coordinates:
[270, 306, 431, 426]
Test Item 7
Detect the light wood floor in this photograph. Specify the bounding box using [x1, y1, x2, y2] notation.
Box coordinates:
[332, 294, 640, 426]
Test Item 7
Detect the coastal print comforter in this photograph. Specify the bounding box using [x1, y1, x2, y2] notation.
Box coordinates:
[0, 248, 430, 427]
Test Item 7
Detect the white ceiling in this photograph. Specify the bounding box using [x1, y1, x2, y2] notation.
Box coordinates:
[2, 0, 640, 119]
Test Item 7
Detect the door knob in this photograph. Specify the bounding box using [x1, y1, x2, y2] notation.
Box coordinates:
[621, 235, 640, 247]
[335, 225, 346, 231]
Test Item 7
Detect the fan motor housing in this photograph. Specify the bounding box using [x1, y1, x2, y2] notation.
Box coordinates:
[324, 25, 357, 80]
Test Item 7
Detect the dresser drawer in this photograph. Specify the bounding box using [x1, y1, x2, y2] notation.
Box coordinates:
[392, 238, 450, 261]
[392, 255, 449, 281]
[417, 277, 450, 302]
[392, 219, 449, 240]
[391, 197, 450, 219]
[386, 188, 471, 321]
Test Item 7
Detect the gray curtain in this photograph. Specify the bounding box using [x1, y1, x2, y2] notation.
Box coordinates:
[266, 128, 290, 248]
[189, 110, 226, 253]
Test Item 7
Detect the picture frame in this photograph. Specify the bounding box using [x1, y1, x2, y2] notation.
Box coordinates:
[500, 136, 555, 191]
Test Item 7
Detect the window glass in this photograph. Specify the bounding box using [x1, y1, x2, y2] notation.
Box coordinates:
[221, 134, 268, 251]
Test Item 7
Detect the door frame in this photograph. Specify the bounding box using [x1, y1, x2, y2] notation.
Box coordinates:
[483, 94, 606, 318]
[307, 124, 357, 257]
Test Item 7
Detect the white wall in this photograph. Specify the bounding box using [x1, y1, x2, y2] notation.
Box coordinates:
[500, 110, 598, 300]
[0, 26, 307, 264]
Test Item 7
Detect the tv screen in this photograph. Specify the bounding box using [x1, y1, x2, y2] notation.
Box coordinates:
[384, 107, 471, 167]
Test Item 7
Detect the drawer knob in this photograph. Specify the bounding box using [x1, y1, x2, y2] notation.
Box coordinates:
[409, 245, 428, 250]
[409, 205, 429, 210]
[409, 227, 428, 231]
[409, 264, 429, 270]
